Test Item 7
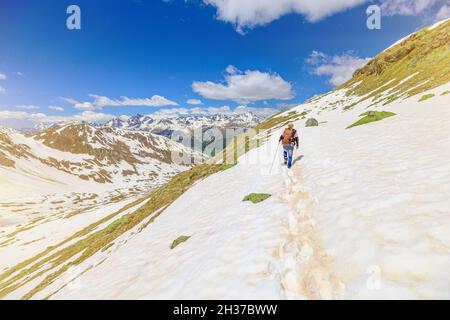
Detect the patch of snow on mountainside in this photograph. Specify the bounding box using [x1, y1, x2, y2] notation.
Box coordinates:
[428, 17, 450, 30]
[386, 18, 448, 50]
[386, 32, 415, 50]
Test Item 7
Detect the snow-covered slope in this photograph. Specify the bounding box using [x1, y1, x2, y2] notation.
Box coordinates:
[1, 123, 201, 197]
[11, 82, 446, 300]
[0, 123, 202, 281]
[1, 19, 449, 300]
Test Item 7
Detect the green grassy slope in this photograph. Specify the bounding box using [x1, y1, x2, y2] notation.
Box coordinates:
[347, 111, 396, 129]
[341, 20, 450, 106]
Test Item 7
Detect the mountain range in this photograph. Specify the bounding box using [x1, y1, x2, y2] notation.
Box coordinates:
[105, 112, 266, 136]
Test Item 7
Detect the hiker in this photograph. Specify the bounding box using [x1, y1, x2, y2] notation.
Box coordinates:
[279, 123, 299, 169]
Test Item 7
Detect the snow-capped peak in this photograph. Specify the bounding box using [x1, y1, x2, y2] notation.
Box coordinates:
[105, 112, 266, 135]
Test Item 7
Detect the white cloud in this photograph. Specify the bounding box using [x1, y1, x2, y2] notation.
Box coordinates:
[0, 110, 116, 124]
[16, 105, 40, 110]
[306, 51, 328, 65]
[150, 106, 236, 119]
[307, 51, 371, 86]
[225, 65, 239, 75]
[71, 111, 117, 123]
[150, 107, 192, 119]
[48, 105, 65, 111]
[191, 106, 232, 115]
[0, 73, 6, 93]
[0, 105, 278, 128]
[435, 4, 450, 20]
[233, 105, 280, 118]
[72, 102, 97, 111]
[0, 111, 33, 120]
[186, 99, 203, 105]
[17, 72, 24, 77]
[203, 0, 449, 32]
[380, 0, 441, 16]
[203, 0, 368, 33]
[59, 97, 79, 105]
[150, 105, 278, 119]
[0, 111, 58, 123]
[192, 65, 294, 103]
[61, 94, 179, 111]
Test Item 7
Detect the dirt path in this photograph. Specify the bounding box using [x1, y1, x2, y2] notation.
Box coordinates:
[276, 164, 344, 299]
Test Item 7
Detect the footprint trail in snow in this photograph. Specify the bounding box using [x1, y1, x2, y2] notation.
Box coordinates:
[276, 164, 345, 299]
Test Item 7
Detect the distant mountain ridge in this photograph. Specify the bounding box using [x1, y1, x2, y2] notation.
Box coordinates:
[105, 112, 266, 137]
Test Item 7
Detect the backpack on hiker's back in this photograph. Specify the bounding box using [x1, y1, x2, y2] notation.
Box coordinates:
[282, 128, 296, 146]
[278, 123, 300, 169]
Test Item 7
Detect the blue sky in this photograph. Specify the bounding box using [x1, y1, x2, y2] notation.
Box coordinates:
[0, 0, 448, 127]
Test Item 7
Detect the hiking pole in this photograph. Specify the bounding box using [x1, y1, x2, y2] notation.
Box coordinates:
[270, 141, 281, 174]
